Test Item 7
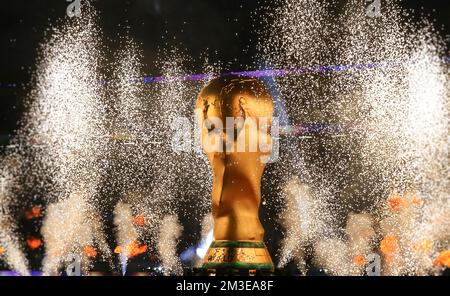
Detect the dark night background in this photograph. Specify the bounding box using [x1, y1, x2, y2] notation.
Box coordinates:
[0, 0, 449, 274]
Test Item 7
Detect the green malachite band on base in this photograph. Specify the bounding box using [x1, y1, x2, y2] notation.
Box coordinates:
[210, 241, 267, 248]
[202, 262, 275, 270]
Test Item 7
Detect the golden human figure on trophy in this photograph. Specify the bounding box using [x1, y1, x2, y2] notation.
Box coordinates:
[195, 75, 274, 272]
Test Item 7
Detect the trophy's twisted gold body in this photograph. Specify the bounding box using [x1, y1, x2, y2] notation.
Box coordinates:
[195, 75, 274, 272]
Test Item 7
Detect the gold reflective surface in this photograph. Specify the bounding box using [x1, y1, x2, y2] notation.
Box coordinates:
[195, 75, 274, 269]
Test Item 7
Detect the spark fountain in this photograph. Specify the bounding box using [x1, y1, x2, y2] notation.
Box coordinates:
[256, 0, 449, 275]
[0, 0, 448, 276]
[0, 155, 30, 276]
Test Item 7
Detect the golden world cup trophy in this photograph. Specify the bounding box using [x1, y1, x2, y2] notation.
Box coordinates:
[195, 75, 274, 274]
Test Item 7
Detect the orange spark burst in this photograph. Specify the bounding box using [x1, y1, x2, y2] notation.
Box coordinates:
[380, 234, 398, 264]
[114, 246, 122, 254]
[410, 195, 423, 206]
[380, 235, 398, 254]
[0, 246, 5, 255]
[352, 255, 366, 266]
[26, 237, 42, 250]
[114, 241, 147, 258]
[387, 195, 408, 212]
[433, 250, 450, 268]
[412, 240, 432, 253]
[133, 214, 145, 226]
[127, 241, 147, 257]
[25, 206, 42, 220]
[83, 245, 98, 258]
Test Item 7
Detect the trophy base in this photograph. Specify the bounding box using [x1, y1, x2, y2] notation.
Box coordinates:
[201, 240, 274, 274]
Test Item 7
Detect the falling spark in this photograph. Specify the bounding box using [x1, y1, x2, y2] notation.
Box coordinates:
[113, 202, 138, 275]
[157, 215, 183, 275]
